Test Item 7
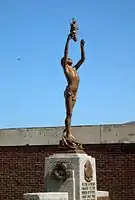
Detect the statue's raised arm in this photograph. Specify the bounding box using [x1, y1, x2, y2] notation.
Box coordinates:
[61, 34, 71, 69]
[73, 39, 85, 70]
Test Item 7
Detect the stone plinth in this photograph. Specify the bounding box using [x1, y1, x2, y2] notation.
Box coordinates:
[23, 192, 68, 200]
[44, 153, 97, 200]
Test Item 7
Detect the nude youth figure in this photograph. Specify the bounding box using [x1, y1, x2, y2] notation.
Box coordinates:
[61, 34, 85, 141]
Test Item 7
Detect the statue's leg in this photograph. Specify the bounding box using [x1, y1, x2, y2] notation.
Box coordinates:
[65, 95, 73, 139]
[72, 99, 76, 110]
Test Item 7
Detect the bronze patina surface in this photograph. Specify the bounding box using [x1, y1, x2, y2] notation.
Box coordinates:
[60, 19, 85, 150]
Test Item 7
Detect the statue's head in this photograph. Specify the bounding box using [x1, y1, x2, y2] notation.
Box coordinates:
[61, 57, 73, 67]
[67, 57, 73, 66]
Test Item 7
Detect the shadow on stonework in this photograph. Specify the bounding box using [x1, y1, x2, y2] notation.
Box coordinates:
[45, 162, 71, 192]
[45, 172, 64, 192]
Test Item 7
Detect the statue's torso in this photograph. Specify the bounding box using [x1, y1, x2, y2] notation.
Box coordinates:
[64, 65, 80, 93]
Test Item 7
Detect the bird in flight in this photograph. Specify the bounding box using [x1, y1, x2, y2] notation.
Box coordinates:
[17, 56, 20, 60]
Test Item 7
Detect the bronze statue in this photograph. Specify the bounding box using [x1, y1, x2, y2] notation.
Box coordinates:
[60, 20, 85, 150]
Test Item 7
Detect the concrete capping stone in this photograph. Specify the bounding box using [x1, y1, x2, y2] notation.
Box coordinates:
[0, 124, 135, 146]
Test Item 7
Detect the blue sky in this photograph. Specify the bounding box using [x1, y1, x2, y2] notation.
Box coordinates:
[0, 0, 135, 128]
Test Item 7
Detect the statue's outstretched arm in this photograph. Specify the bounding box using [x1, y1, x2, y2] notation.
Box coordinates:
[63, 34, 71, 68]
[73, 39, 85, 70]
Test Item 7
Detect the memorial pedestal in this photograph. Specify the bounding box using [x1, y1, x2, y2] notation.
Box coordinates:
[24, 152, 110, 200]
[44, 153, 97, 200]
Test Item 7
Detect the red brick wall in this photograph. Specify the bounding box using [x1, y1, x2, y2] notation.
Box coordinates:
[0, 144, 135, 200]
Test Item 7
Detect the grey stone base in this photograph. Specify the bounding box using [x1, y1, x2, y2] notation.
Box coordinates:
[23, 192, 68, 200]
[97, 191, 109, 200]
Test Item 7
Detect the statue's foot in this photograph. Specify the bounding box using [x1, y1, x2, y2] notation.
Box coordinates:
[63, 129, 76, 141]
[63, 128, 78, 142]
[60, 132, 83, 150]
[66, 134, 77, 141]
